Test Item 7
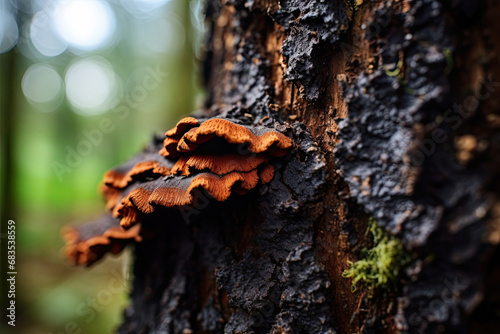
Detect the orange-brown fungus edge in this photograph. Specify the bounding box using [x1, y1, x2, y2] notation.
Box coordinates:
[259, 164, 275, 184]
[160, 117, 199, 157]
[62, 223, 142, 266]
[116, 170, 261, 228]
[101, 185, 123, 210]
[103, 161, 171, 189]
[101, 161, 172, 210]
[171, 153, 269, 176]
[161, 118, 292, 158]
[164, 117, 199, 137]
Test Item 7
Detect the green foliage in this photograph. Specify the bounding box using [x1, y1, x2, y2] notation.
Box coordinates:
[342, 218, 411, 292]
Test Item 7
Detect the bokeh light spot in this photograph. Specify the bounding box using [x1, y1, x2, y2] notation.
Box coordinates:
[0, 10, 19, 54]
[65, 57, 120, 114]
[30, 11, 68, 57]
[54, 0, 116, 52]
[22, 64, 64, 111]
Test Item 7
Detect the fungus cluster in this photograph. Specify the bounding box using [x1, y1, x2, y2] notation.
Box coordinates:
[62, 117, 292, 266]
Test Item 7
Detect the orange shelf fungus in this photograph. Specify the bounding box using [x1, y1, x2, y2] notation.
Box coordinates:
[62, 214, 142, 267]
[170, 153, 269, 176]
[62, 117, 292, 266]
[160, 118, 292, 158]
[100, 140, 175, 210]
[103, 158, 172, 189]
[114, 169, 262, 228]
[159, 117, 199, 158]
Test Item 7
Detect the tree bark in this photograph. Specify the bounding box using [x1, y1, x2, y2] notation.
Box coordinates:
[118, 0, 500, 333]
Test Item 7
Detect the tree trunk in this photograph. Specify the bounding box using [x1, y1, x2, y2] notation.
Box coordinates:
[118, 0, 500, 333]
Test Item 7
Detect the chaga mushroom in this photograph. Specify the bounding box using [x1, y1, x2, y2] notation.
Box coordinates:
[62, 116, 292, 266]
[160, 117, 292, 158]
[62, 214, 142, 267]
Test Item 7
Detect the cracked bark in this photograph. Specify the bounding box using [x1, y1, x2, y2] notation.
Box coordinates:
[118, 1, 500, 333]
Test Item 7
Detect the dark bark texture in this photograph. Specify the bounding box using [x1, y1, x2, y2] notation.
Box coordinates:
[118, 0, 500, 333]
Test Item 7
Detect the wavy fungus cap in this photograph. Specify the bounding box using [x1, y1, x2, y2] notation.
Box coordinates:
[101, 154, 174, 210]
[159, 117, 200, 158]
[62, 214, 142, 267]
[160, 118, 292, 158]
[62, 116, 292, 266]
[170, 153, 269, 176]
[114, 169, 265, 228]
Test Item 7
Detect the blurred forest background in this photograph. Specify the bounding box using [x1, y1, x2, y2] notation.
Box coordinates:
[0, 0, 204, 332]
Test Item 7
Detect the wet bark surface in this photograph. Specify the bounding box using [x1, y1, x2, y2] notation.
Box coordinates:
[118, 0, 500, 333]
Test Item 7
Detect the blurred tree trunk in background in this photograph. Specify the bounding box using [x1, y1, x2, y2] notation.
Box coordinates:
[0, 37, 16, 324]
[119, 1, 500, 333]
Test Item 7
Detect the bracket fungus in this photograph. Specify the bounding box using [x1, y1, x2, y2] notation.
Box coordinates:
[160, 117, 292, 157]
[62, 214, 142, 267]
[62, 117, 292, 266]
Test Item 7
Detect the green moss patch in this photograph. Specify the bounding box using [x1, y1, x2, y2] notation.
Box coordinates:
[343, 218, 411, 292]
